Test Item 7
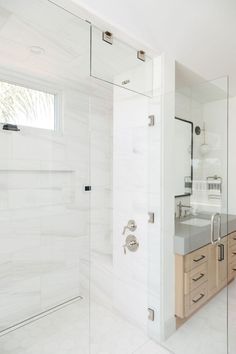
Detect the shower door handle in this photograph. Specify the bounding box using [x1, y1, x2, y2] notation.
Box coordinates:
[211, 213, 221, 245]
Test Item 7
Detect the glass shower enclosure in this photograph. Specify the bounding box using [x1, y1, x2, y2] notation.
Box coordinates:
[0, 1, 233, 354]
[0, 1, 154, 353]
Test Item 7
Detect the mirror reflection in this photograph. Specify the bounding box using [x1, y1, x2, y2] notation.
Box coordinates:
[175, 117, 193, 197]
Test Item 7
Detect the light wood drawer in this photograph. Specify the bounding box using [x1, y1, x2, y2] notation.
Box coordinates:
[229, 245, 236, 264]
[185, 282, 208, 317]
[185, 245, 208, 272]
[184, 263, 208, 295]
[229, 232, 236, 248]
[228, 262, 236, 281]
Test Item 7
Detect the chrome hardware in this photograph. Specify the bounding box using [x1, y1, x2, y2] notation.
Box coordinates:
[218, 243, 225, 262]
[122, 220, 137, 235]
[137, 50, 146, 62]
[177, 201, 192, 218]
[192, 293, 205, 303]
[102, 31, 113, 45]
[122, 79, 130, 85]
[123, 235, 139, 254]
[211, 213, 221, 245]
[148, 212, 155, 223]
[148, 308, 155, 321]
[148, 115, 155, 127]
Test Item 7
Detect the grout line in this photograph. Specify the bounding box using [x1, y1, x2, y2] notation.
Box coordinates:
[132, 339, 150, 353]
[132, 338, 175, 354]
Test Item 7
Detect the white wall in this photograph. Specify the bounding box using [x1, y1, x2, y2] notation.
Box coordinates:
[175, 91, 203, 215]
[175, 90, 228, 215]
[89, 81, 114, 310]
[113, 85, 150, 329]
[201, 99, 228, 213]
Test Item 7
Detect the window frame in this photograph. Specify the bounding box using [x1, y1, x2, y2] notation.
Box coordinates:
[0, 71, 62, 134]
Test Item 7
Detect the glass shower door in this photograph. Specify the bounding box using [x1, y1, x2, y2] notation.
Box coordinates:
[89, 25, 154, 353]
[0, 1, 91, 353]
[161, 76, 229, 354]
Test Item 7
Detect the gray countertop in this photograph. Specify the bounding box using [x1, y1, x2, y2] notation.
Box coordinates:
[175, 213, 236, 255]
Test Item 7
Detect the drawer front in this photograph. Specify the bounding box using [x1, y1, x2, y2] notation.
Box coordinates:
[184, 263, 208, 294]
[185, 246, 208, 272]
[229, 245, 236, 264]
[185, 282, 208, 317]
[228, 262, 236, 281]
[229, 232, 236, 248]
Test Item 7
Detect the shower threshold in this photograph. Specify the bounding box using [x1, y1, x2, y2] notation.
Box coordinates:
[0, 295, 83, 337]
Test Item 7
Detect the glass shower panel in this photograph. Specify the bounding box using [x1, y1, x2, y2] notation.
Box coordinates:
[162, 76, 229, 354]
[0, 1, 91, 352]
[89, 26, 153, 352]
[91, 26, 153, 96]
[228, 81, 236, 354]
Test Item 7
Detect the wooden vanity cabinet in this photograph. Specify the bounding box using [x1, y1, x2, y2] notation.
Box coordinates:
[217, 238, 228, 289]
[176, 234, 235, 319]
[228, 231, 236, 281]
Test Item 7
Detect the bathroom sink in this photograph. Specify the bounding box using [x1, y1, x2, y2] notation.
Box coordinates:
[180, 218, 211, 227]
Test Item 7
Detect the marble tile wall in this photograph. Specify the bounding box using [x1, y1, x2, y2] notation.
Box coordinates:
[0, 86, 91, 331]
[113, 85, 150, 330]
[89, 82, 113, 308]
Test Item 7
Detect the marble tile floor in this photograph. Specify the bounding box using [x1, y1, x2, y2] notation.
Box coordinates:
[163, 280, 236, 354]
[0, 280, 235, 354]
[0, 298, 171, 354]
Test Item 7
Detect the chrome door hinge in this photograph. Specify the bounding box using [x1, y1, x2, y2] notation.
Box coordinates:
[148, 212, 155, 223]
[148, 308, 155, 321]
[102, 31, 113, 45]
[148, 115, 155, 126]
[137, 50, 146, 62]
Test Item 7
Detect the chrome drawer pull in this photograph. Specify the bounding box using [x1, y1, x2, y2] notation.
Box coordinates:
[192, 293, 205, 303]
[193, 255, 205, 262]
[192, 273, 205, 282]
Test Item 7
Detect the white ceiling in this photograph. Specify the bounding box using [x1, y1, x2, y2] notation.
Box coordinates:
[0, 0, 116, 101]
[0, 0, 151, 99]
[71, 0, 236, 96]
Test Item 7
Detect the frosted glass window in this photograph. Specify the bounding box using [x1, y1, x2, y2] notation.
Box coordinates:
[0, 81, 55, 130]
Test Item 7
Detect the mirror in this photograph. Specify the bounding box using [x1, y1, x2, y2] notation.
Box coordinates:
[175, 117, 193, 197]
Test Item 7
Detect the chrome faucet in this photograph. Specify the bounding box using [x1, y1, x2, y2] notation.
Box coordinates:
[177, 201, 192, 218]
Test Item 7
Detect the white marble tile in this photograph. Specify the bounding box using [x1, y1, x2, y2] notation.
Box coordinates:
[0, 83, 93, 330]
[0, 300, 170, 354]
[134, 340, 172, 354]
[163, 286, 229, 354]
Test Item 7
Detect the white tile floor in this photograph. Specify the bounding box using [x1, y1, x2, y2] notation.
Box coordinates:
[163, 280, 236, 354]
[0, 299, 171, 354]
[0, 280, 235, 354]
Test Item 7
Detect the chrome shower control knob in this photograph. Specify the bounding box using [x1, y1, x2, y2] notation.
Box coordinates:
[123, 235, 139, 254]
[122, 220, 137, 235]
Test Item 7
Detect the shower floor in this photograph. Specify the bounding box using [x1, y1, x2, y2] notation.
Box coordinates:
[0, 298, 170, 354]
[1, 282, 234, 354]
